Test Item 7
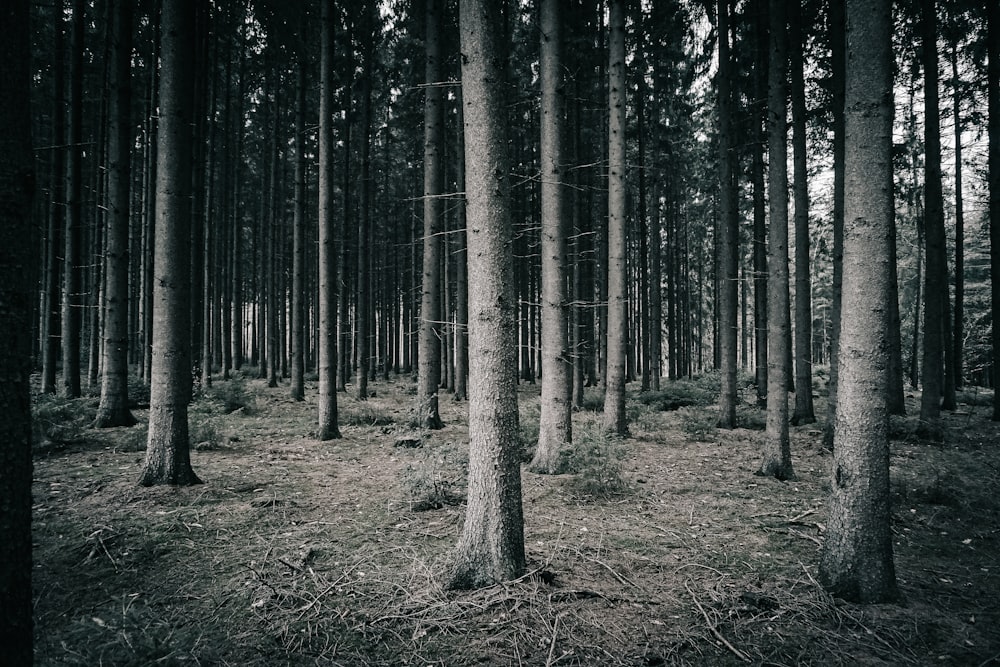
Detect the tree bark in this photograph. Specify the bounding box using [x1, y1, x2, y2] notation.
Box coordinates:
[62, 0, 85, 398]
[918, 0, 947, 439]
[317, 0, 341, 440]
[291, 53, 307, 402]
[140, 0, 201, 486]
[0, 1, 35, 657]
[819, 0, 898, 603]
[990, 0, 1000, 421]
[448, 0, 525, 590]
[789, 0, 815, 426]
[95, 0, 137, 427]
[759, 0, 795, 480]
[603, 0, 628, 437]
[532, 0, 572, 472]
[418, 0, 445, 429]
[716, 0, 739, 428]
[752, 0, 769, 408]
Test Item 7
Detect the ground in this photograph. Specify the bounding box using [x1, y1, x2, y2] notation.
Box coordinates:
[30, 370, 1000, 666]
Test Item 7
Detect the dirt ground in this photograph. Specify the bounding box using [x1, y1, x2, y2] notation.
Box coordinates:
[30, 371, 1000, 666]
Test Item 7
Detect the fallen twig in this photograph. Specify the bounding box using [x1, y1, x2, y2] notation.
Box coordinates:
[685, 582, 750, 663]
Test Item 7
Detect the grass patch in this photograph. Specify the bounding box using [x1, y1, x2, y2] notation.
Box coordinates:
[559, 422, 630, 498]
[401, 440, 467, 511]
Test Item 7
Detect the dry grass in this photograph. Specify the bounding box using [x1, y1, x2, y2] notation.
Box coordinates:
[31, 373, 1000, 666]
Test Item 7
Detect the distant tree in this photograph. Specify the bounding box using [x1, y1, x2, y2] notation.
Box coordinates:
[417, 0, 445, 429]
[0, 1, 36, 659]
[291, 53, 307, 402]
[716, 0, 739, 428]
[818, 0, 898, 603]
[919, 0, 948, 438]
[317, 0, 341, 441]
[448, 0, 525, 590]
[94, 0, 137, 428]
[140, 0, 201, 486]
[532, 0, 572, 472]
[62, 0, 85, 398]
[760, 0, 795, 480]
[789, 0, 815, 426]
[603, 0, 628, 437]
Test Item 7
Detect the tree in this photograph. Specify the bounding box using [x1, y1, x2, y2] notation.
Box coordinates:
[991, 0, 1000, 422]
[818, 0, 898, 603]
[290, 53, 307, 402]
[789, 0, 815, 426]
[603, 0, 628, 437]
[0, 0, 35, 659]
[448, 0, 526, 590]
[715, 0, 739, 428]
[317, 0, 341, 441]
[62, 0, 85, 398]
[759, 0, 795, 481]
[140, 0, 201, 486]
[417, 0, 445, 429]
[751, 0, 769, 408]
[95, 0, 137, 428]
[918, 0, 947, 439]
[532, 0, 572, 472]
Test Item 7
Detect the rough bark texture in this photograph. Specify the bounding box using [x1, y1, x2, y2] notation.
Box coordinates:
[789, 0, 815, 426]
[95, 0, 137, 428]
[950, 45, 965, 391]
[991, 0, 1000, 421]
[42, 7, 65, 396]
[532, 0, 572, 472]
[140, 0, 201, 486]
[0, 1, 35, 658]
[454, 92, 469, 402]
[752, 0, 769, 408]
[448, 0, 526, 590]
[818, 0, 898, 603]
[918, 0, 946, 440]
[317, 0, 341, 441]
[417, 0, 445, 430]
[603, 0, 628, 437]
[760, 0, 795, 481]
[716, 0, 739, 428]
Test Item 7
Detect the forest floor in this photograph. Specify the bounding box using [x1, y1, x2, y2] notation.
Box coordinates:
[30, 369, 1000, 666]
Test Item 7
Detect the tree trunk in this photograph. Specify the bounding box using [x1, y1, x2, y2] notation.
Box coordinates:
[95, 0, 136, 428]
[759, 0, 795, 480]
[716, 0, 739, 428]
[62, 0, 85, 398]
[42, 5, 66, 396]
[140, 0, 201, 487]
[919, 0, 947, 440]
[752, 0, 769, 408]
[291, 54, 306, 402]
[532, 0, 572, 472]
[950, 44, 965, 391]
[454, 90, 468, 402]
[448, 0, 525, 589]
[357, 7, 376, 401]
[824, 0, 845, 448]
[990, 0, 1000, 421]
[417, 0, 445, 429]
[317, 0, 341, 440]
[789, 0, 815, 426]
[0, 1, 36, 657]
[603, 0, 628, 437]
[818, 0, 898, 603]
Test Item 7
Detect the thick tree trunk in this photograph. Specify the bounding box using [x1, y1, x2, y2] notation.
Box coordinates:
[417, 0, 445, 429]
[532, 0, 572, 472]
[95, 0, 136, 428]
[789, 0, 815, 426]
[140, 0, 201, 487]
[0, 1, 36, 657]
[317, 0, 341, 440]
[603, 0, 628, 437]
[716, 0, 739, 428]
[760, 0, 795, 480]
[819, 0, 897, 603]
[449, 0, 526, 590]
